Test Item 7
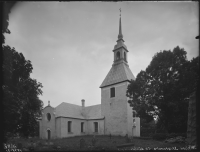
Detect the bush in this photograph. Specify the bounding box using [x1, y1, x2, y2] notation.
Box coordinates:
[141, 128, 156, 137]
[167, 133, 186, 139]
[152, 132, 187, 141]
[155, 129, 168, 133]
[179, 133, 187, 138]
[152, 133, 167, 141]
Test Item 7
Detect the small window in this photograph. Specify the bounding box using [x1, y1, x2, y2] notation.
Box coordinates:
[47, 113, 51, 121]
[81, 122, 84, 133]
[94, 122, 98, 132]
[68, 121, 72, 132]
[110, 87, 115, 98]
[116, 51, 120, 60]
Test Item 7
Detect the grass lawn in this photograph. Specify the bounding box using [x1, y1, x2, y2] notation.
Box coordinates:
[5, 135, 187, 151]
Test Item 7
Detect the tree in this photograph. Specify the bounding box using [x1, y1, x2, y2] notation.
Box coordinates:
[127, 46, 199, 133]
[127, 71, 155, 123]
[2, 2, 43, 139]
[3, 46, 43, 138]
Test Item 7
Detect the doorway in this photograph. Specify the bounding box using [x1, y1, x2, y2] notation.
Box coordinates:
[47, 130, 51, 140]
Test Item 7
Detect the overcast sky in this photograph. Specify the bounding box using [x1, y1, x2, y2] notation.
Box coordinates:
[5, 1, 199, 108]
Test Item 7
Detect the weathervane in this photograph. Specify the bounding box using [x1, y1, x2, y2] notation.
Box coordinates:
[119, 8, 121, 17]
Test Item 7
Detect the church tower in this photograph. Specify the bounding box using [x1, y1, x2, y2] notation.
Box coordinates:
[100, 11, 140, 137]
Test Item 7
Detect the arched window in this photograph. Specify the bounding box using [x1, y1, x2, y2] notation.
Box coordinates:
[116, 51, 120, 60]
[47, 113, 51, 121]
[124, 52, 126, 61]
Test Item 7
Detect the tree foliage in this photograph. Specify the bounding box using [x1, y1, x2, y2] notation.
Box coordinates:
[127, 46, 199, 133]
[3, 45, 43, 138]
[2, 2, 43, 138]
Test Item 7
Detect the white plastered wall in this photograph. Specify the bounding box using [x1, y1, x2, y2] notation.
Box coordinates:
[87, 119, 104, 135]
[40, 106, 56, 139]
[60, 118, 87, 138]
[101, 82, 129, 136]
[132, 117, 140, 137]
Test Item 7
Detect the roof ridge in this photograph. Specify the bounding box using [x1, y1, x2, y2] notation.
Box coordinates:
[56, 102, 81, 108]
[85, 104, 101, 108]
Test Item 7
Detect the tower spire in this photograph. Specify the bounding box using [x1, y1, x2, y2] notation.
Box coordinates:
[118, 8, 123, 40]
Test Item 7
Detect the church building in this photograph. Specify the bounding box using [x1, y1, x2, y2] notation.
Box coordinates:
[38, 14, 140, 139]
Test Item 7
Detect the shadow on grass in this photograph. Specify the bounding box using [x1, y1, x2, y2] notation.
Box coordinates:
[5, 135, 186, 151]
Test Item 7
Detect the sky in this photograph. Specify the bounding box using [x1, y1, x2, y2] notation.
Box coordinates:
[4, 1, 199, 108]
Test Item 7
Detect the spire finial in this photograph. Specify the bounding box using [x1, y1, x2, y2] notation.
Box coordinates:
[48, 101, 50, 106]
[118, 8, 123, 40]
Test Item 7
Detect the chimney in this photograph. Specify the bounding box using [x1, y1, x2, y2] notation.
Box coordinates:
[81, 99, 85, 107]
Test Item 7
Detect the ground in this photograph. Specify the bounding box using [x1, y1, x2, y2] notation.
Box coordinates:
[5, 135, 187, 151]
